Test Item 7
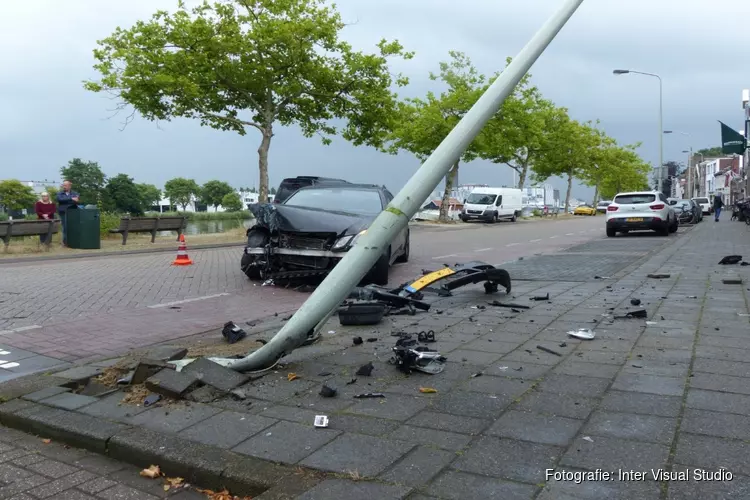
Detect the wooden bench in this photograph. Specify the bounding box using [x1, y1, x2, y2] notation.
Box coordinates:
[109, 216, 187, 245]
[0, 219, 60, 249]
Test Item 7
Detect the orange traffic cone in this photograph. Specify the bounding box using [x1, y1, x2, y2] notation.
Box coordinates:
[172, 235, 193, 266]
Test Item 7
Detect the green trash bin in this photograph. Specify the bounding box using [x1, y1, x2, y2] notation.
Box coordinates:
[65, 207, 101, 249]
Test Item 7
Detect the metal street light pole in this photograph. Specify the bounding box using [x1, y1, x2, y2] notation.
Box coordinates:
[214, 0, 588, 373]
[613, 69, 664, 194]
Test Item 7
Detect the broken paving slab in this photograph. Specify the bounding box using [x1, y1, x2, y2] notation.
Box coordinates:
[144, 345, 189, 362]
[22, 386, 72, 402]
[131, 359, 170, 385]
[145, 369, 200, 399]
[182, 357, 250, 392]
[51, 366, 103, 383]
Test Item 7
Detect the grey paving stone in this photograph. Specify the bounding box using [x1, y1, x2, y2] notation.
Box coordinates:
[538, 470, 663, 500]
[27, 458, 80, 478]
[0, 472, 49, 498]
[384, 374, 459, 396]
[611, 373, 685, 396]
[345, 393, 428, 421]
[583, 411, 677, 445]
[453, 436, 562, 483]
[501, 348, 563, 366]
[689, 372, 750, 395]
[667, 467, 750, 500]
[12, 453, 47, 466]
[514, 391, 596, 419]
[97, 484, 160, 499]
[389, 425, 472, 451]
[297, 479, 411, 500]
[72, 454, 129, 475]
[450, 349, 504, 366]
[144, 345, 188, 362]
[185, 385, 225, 404]
[325, 414, 400, 436]
[145, 368, 201, 399]
[50, 366, 102, 382]
[486, 410, 584, 446]
[379, 446, 455, 487]
[429, 390, 512, 419]
[300, 433, 413, 477]
[536, 374, 611, 398]
[238, 377, 317, 403]
[3, 355, 70, 374]
[484, 361, 552, 379]
[127, 403, 221, 433]
[406, 411, 489, 435]
[675, 433, 750, 477]
[692, 358, 750, 378]
[21, 386, 71, 402]
[461, 376, 533, 400]
[570, 349, 629, 365]
[179, 410, 276, 449]
[553, 360, 620, 379]
[462, 339, 519, 355]
[622, 359, 689, 378]
[696, 345, 750, 363]
[560, 435, 670, 472]
[38, 392, 98, 410]
[232, 420, 340, 464]
[599, 390, 682, 417]
[182, 357, 249, 391]
[77, 477, 119, 494]
[686, 389, 750, 416]
[25, 470, 97, 498]
[681, 408, 750, 440]
[77, 393, 151, 422]
[424, 469, 537, 500]
[258, 404, 318, 424]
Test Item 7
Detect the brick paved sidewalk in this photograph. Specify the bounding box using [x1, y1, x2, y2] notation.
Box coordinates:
[2, 219, 750, 499]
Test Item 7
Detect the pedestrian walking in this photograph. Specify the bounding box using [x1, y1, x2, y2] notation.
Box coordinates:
[34, 192, 57, 244]
[713, 194, 724, 222]
[56, 180, 80, 246]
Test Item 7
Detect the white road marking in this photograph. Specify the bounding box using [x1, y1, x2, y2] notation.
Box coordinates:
[506, 243, 520, 247]
[474, 248, 493, 252]
[0, 325, 42, 336]
[549, 236, 558, 239]
[149, 293, 230, 309]
[0, 362, 19, 369]
[565, 233, 575, 236]
[530, 239, 542, 243]
[432, 253, 458, 260]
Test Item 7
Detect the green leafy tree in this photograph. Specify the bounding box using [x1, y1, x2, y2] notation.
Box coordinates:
[60, 158, 106, 205]
[103, 174, 144, 214]
[137, 183, 162, 210]
[697, 146, 723, 157]
[45, 185, 59, 202]
[270, 187, 277, 195]
[84, 0, 412, 203]
[201, 180, 235, 211]
[386, 51, 484, 222]
[221, 192, 244, 212]
[0, 180, 37, 212]
[164, 177, 199, 211]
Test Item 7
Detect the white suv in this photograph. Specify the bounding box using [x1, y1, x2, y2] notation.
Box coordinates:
[692, 197, 712, 215]
[605, 191, 677, 237]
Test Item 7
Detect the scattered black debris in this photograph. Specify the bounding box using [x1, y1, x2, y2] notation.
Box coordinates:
[356, 362, 374, 376]
[418, 330, 436, 343]
[471, 372, 483, 378]
[396, 336, 417, 348]
[366, 337, 379, 343]
[256, 339, 268, 345]
[524, 349, 533, 354]
[144, 394, 162, 407]
[614, 309, 648, 319]
[346, 378, 357, 385]
[632, 363, 643, 368]
[647, 274, 671, 279]
[559, 342, 567, 348]
[511, 308, 521, 313]
[435, 310, 443, 315]
[537, 345, 562, 357]
[723, 278, 743, 285]
[282, 314, 293, 321]
[222, 321, 248, 344]
[117, 372, 134, 385]
[531, 293, 550, 301]
[230, 388, 248, 400]
[169, 306, 181, 310]
[687, 296, 698, 299]
[630, 299, 641, 306]
[390, 344, 446, 374]
[514, 367, 524, 372]
[318, 371, 332, 377]
[319, 384, 337, 398]
[476, 305, 486, 310]
[354, 393, 385, 399]
[338, 302, 386, 326]
[353, 337, 363, 346]
[718, 255, 743, 265]
[742, 261, 750, 266]
[488, 301, 530, 310]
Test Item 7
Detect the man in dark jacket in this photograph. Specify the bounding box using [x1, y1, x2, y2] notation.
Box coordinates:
[57, 180, 80, 245]
[713, 194, 724, 222]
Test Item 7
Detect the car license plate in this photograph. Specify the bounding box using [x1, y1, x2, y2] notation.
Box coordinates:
[626, 218, 643, 222]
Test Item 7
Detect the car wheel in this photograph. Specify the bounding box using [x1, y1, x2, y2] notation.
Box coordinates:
[368, 251, 390, 286]
[606, 228, 616, 237]
[395, 231, 410, 263]
[660, 223, 670, 236]
[492, 212, 498, 223]
[511, 213, 517, 222]
[241, 229, 268, 280]
[669, 220, 678, 233]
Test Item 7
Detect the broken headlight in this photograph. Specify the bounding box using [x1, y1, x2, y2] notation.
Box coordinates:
[332, 229, 367, 250]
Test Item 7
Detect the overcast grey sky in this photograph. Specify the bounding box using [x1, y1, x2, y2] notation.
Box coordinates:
[1, 0, 748, 200]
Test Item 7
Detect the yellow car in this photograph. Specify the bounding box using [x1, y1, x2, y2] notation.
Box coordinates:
[573, 205, 597, 216]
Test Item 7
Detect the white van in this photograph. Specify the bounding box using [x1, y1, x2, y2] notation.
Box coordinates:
[460, 187, 523, 223]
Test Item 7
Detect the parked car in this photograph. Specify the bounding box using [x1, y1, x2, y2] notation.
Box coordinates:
[672, 200, 696, 224]
[573, 204, 596, 216]
[460, 187, 523, 223]
[692, 197, 712, 215]
[605, 191, 677, 237]
[273, 176, 350, 204]
[241, 184, 409, 285]
[596, 200, 612, 213]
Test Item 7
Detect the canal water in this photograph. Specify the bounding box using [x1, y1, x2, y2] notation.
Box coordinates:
[182, 218, 254, 235]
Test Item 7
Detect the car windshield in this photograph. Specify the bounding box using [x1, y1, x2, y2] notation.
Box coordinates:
[614, 194, 656, 204]
[284, 188, 383, 215]
[466, 193, 497, 205]
[676, 201, 691, 208]
[695, 198, 709, 204]
[597, 201, 610, 206]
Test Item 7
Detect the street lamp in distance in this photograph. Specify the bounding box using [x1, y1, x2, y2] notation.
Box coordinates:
[613, 69, 630, 75]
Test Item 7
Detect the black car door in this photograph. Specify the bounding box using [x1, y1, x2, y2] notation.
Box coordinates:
[383, 189, 404, 260]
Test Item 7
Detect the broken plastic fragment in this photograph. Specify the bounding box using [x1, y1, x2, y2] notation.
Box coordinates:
[582, 436, 594, 443]
[144, 394, 161, 407]
[536, 345, 563, 356]
[41, 439, 51, 444]
[354, 393, 385, 399]
[168, 358, 198, 372]
[319, 384, 337, 398]
[419, 387, 438, 393]
[352, 337, 363, 345]
[568, 329, 595, 340]
[356, 362, 374, 376]
[314, 415, 329, 428]
[287, 373, 299, 382]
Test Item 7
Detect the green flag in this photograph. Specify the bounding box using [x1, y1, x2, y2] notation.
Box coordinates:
[719, 121, 746, 155]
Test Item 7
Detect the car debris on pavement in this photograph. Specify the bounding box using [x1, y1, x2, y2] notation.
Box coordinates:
[221, 321, 247, 344]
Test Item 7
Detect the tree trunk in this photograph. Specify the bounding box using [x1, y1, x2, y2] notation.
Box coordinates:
[592, 185, 599, 206]
[518, 160, 529, 189]
[439, 162, 459, 223]
[257, 129, 273, 203]
[564, 172, 574, 213]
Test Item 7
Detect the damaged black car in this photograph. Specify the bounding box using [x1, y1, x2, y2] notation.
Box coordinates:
[240, 184, 410, 285]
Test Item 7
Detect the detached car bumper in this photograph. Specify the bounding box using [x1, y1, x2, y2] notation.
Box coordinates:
[242, 246, 383, 282]
[606, 217, 667, 231]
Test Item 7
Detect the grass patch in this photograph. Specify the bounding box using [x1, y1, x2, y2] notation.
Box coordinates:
[149, 210, 253, 221]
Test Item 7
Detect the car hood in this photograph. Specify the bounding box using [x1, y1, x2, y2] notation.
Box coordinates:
[249, 203, 373, 235]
